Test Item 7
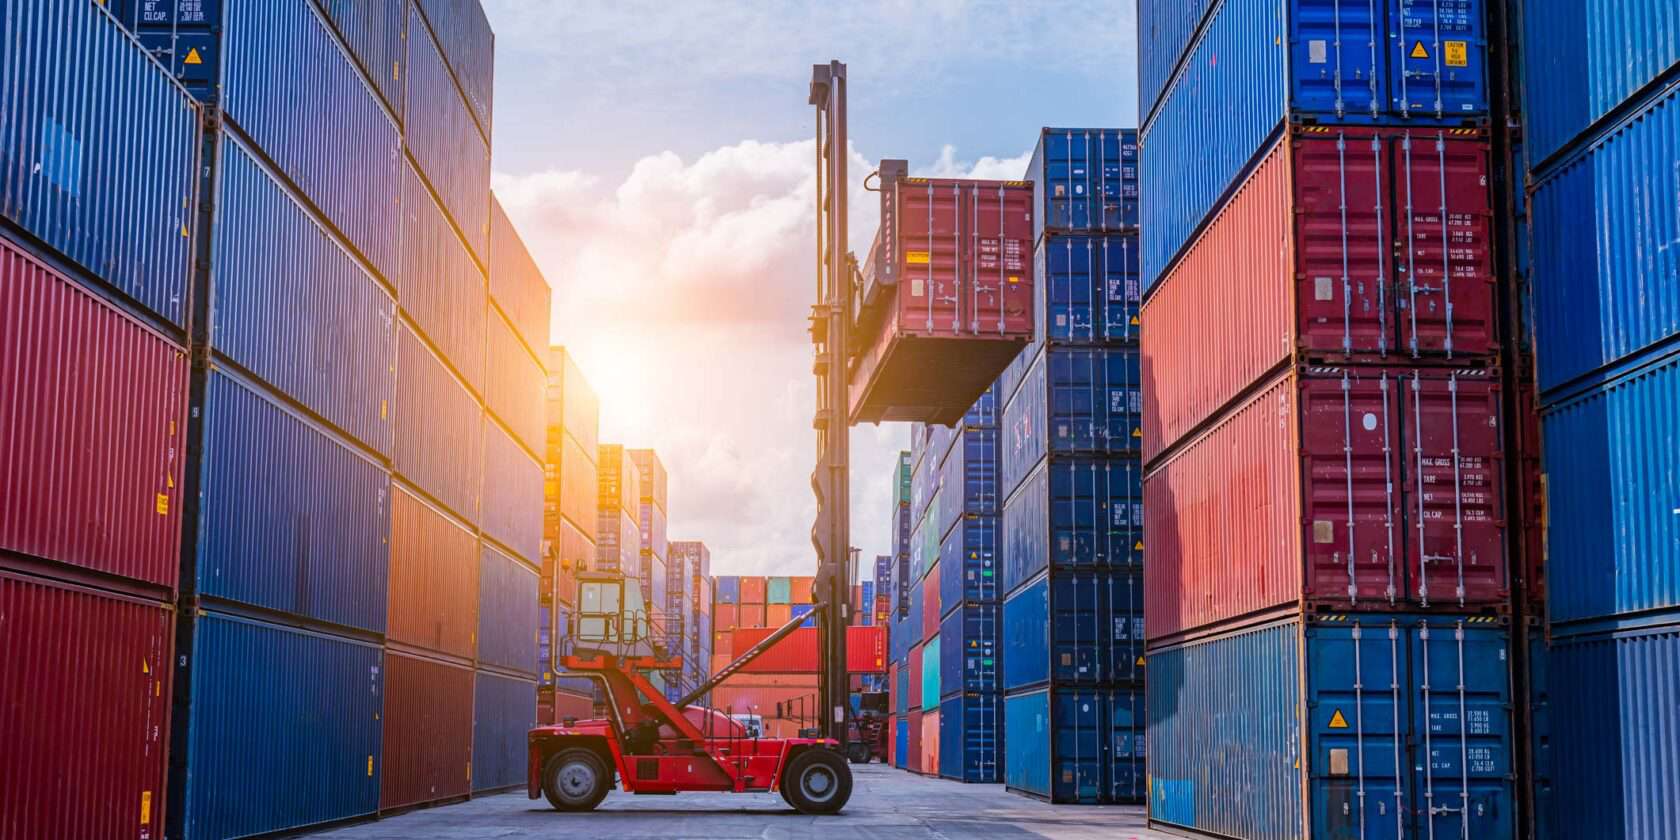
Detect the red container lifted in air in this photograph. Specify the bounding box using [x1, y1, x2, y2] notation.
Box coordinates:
[849, 161, 1035, 425]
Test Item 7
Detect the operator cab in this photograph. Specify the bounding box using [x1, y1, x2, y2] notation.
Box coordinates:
[572, 572, 652, 658]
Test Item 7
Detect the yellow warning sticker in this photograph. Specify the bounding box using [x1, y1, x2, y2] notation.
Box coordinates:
[142, 659, 150, 674]
[1410, 41, 1430, 60]
[1329, 709, 1350, 729]
[368, 756, 374, 777]
[141, 790, 152, 825]
[1134, 541, 1145, 551]
[1132, 428, 1142, 438]
[1444, 41, 1468, 67]
[905, 250, 931, 265]
[155, 493, 170, 516]
[184, 47, 203, 66]
[1130, 315, 1140, 325]
[1136, 656, 1146, 667]
[381, 399, 389, 420]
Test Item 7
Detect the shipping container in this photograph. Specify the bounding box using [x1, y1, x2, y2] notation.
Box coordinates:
[1033, 233, 1141, 347]
[1145, 366, 1509, 641]
[398, 159, 486, 393]
[0, 0, 199, 328]
[638, 500, 669, 561]
[1002, 570, 1144, 693]
[1000, 347, 1143, 493]
[628, 449, 669, 513]
[484, 307, 545, 456]
[895, 660, 911, 715]
[741, 575, 768, 604]
[937, 430, 1000, 541]
[715, 603, 738, 633]
[396, 324, 482, 525]
[1147, 614, 1515, 840]
[196, 368, 390, 632]
[791, 575, 814, 604]
[312, 0, 407, 117]
[545, 517, 591, 608]
[1000, 457, 1144, 597]
[482, 418, 543, 564]
[790, 604, 815, 628]
[381, 650, 474, 810]
[413, 0, 495, 139]
[716, 576, 740, 605]
[472, 671, 536, 792]
[179, 611, 383, 839]
[222, 0, 401, 287]
[477, 543, 538, 674]
[210, 130, 397, 454]
[1004, 686, 1145, 804]
[768, 576, 792, 604]
[1142, 128, 1499, 458]
[940, 605, 1000, 698]
[921, 634, 942, 707]
[727, 626, 886, 674]
[850, 166, 1036, 424]
[710, 683, 821, 738]
[939, 693, 1002, 783]
[596, 444, 640, 518]
[0, 235, 186, 589]
[546, 347, 600, 458]
[908, 643, 925, 712]
[920, 708, 941, 777]
[1136, 0, 1217, 128]
[0, 573, 173, 840]
[488, 195, 552, 359]
[403, 3, 489, 265]
[736, 602, 766, 629]
[890, 714, 903, 767]
[547, 433, 598, 545]
[766, 603, 791, 628]
[388, 485, 478, 658]
[907, 709, 925, 773]
[1027, 128, 1139, 239]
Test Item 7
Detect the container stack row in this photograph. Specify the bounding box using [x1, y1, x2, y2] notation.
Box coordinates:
[887, 452, 914, 768]
[594, 445, 642, 577]
[1137, 2, 1521, 838]
[541, 347, 601, 723]
[712, 573, 820, 658]
[668, 540, 711, 699]
[1512, 6, 1680, 838]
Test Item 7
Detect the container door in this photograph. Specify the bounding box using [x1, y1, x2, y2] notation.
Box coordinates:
[963, 182, 1034, 337]
[1291, 0, 1385, 119]
[1389, 131, 1495, 359]
[1309, 618, 1410, 840]
[1400, 370, 1506, 607]
[1388, 0, 1488, 120]
[896, 180, 964, 335]
[1408, 618, 1513, 840]
[1100, 234, 1141, 342]
[1293, 129, 1392, 357]
[1299, 370, 1408, 606]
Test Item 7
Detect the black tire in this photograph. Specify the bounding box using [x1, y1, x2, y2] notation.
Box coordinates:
[846, 742, 870, 764]
[542, 748, 611, 812]
[781, 748, 853, 815]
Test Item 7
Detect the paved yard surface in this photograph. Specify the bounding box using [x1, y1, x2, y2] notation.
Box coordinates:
[301, 763, 1181, 839]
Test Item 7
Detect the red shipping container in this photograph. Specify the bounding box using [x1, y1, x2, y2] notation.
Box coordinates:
[714, 632, 733, 659]
[711, 682, 821, 737]
[850, 169, 1035, 425]
[1142, 129, 1496, 462]
[921, 567, 941, 640]
[907, 709, 924, 773]
[715, 602, 738, 632]
[920, 708, 940, 777]
[887, 713, 898, 765]
[766, 603, 792, 627]
[1143, 366, 1508, 641]
[552, 688, 594, 722]
[381, 651, 474, 810]
[1, 235, 186, 590]
[728, 626, 887, 673]
[740, 576, 767, 604]
[737, 602, 766, 628]
[543, 516, 591, 608]
[388, 486, 478, 657]
[908, 642, 924, 711]
[0, 572, 172, 839]
[888, 662, 899, 712]
[715, 673, 819, 689]
[791, 576, 814, 603]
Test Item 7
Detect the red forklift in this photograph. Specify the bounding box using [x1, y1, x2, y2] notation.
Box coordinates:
[528, 573, 854, 814]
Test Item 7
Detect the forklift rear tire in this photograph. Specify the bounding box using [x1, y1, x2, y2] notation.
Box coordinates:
[543, 748, 611, 812]
[846, 742, 870, 764]
[782, 749, 852, 815]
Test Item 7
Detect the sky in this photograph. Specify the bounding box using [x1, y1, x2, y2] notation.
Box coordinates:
[483, 1, 1139, 576]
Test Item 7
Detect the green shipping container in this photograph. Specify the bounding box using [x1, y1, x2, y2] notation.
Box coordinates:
[767, 576, 792, 604]
[895, 451, 913, 507]
[921, 634, 942, 707]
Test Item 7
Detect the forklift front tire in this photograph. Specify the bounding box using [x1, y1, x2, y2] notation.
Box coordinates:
[782, 748, 853, 815]
[846, 742, 870, 764]
[543, 748, 611, 812]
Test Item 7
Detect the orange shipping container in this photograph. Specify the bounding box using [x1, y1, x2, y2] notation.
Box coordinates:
[790, 576, 814, 603]
[920, 708, 940, 776]
[714, 633, 733, 659]
[765, 604, 791, 627]
[714, 603, 738, 632]
[737, 603, 766, 628]
[388, 486, 478, 657]
[740, 576, 767, 604]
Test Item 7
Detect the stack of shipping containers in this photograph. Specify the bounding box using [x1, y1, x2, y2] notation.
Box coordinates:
[594, 445, 641, 576]
[887, 452, 914, 769]
[541, 348, 600, 723]
[905, 431, 938, 773]
[1515, 5, 1680, 838]
[708, 574, 866, 737]
[673, 541, 714, 700]
[628, 450, 672, 694]
[996, 128, 1145, 804]
[1138, 2, 1518, 837]
[665, 539, 698, 699]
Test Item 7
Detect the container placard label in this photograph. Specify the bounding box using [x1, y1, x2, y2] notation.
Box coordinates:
[1444, 41, 1468, 67]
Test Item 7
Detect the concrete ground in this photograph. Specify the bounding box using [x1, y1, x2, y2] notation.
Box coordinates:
[301, 763, 1181, 839]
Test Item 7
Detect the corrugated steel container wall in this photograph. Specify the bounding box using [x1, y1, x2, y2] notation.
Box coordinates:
[791, 575, 814, 603]
[1028, 128, 1140, 239]
[939, 694, 1002, 783]
[548, 347, 600, 457]
[735, 602, 765, 629]
[488, 195, 552, 358]
[921, 634, 942, 706]
[1530, 83, 1680, 395]
[939, 516, 999, 611]
[1533, 620, 1680, 840]
[639, 502, 669, 561]
[940, 605, 1000, 698]
[196, 368, 390, 632]
[907, 709, 925, 772]
[388, 485, 478, 658]
[482, 419, 542, 563]
[891, 715, 905, 768]
[920, 708, 941, 776]
[313, 0, 406, 117]
[741, 575, 767, 604]
[1000, 456, 1144, 597]
[545, 517, 591, 608]
[723, 626, 887, 674]
[0, 574, 172, 840]
[477, 543, 538, 674]
[181, 611, 383, 839]
[1, 237, 186, 588]
[1034, 233, 1141, 347]
[1003, 687, 1145, 803]
[1000, 347, 1143, 494]
[414, 0, 495, 138]
[0, 0, 198, 327]
[485, 307, 545, 455]
[472, 671, 535, 792]
[222, 0, 400, 287]
[1136, 0, 1218, 124]
[629, 449, 670, 513]
[908, 643, 925, 712]
[1002, 570, 1145, 693]
[768, 576, 792, 604]
[937, 429, 999, 541]
[596, 444, 640, 518]
[1540, 349, 1680, 628]
[211, 130, 396, 454]
[396, 324, 482, 524]
[716, 576, 740, 604]
[1148, 615, 1514, 840]
[399, 159, 486, 392]
[550, 433, 598, 542]
[404, 3, 489, 264]
[381, 651, 474, 810]
[921, 565, 942, 639]
[1520, 0, 1680, 165]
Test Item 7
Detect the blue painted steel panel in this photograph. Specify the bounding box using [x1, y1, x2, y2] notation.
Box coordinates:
[222, 0, 401, 288]
[414, 0, 495, 138]
[906, 572, 924, 641]
[1520, 0, 1680, 165]
[1004, 687, 1144, 803]
[477, 543, 538, 673]
[937, 428, 999, 542]
[472, 671, 536, 792]
[484, 307, 544, 456]
[1001, 457, 1144, 596]
[1149, 615, 1514, 840]
[1027, 128, 1139, 239]
[1002, 570, 1144, 693]
[1000, 347, 1143, 496]
[488, 195, 553, 359]
[482, 418, 542, 564]
[196, 368, 390, 632]
[1540, 348, 1680, 628]
[1001, 576, 1049, 691]
[939, 516, 999, 611]
[1034, 234, 1141, 346]
[104, 0, 220, 95]
[181, 611, 382, 839]
[715, 576, 739, 604]
[940, 605, 1000, 698]
[211, 130, 396, 454]
[0, 0, 199, 327]
[894, 717, 910, 769]
[1137, 1, 1219, 126]
[790, 603, 815, 628]
[1531, 82, 1680, 395]
[404, 4, 490, 265]
[314, 0, 407, 118]
[895, 656, 911, 715]
[939, 694, 1002, 783]
[1533, 618, 1680, 840]
[399, 160, 486, 393]
[396, 325, 482, 524]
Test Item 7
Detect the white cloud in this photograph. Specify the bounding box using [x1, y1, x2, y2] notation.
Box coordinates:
[915, 144, 1035, 180]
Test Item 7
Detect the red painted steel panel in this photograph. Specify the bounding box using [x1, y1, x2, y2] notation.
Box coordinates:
[766, 603, 791, 627]
[388, 485, 478, 657]
[740, 576, 767, 604]
[920, 708, 940, 777]
[791, 576, 814, 604]
[888, 662, 900, 712]
[0, 236, 186, 590]
[921, 566, 941, 640]
[909, 643, 924, 711]
[714, 603, 738, 632]
[887, 713, 898, 765]
[907, 709, 924, 773]
[710, 684, 820, 737]
[1513, 382, 1544, 611]
[380, 651, 474, 810]
[0, 572, 172, 839]
[1144, 366, 1508, 641]
[727, 627, 887, 674]
[714, 632, 733, 659]
[737, 603, 765, 628]
[1142, 129, 1497, 462]
[551, 689, 593, 722]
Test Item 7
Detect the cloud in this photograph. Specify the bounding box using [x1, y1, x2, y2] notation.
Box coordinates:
[915, 144, 1035, 180]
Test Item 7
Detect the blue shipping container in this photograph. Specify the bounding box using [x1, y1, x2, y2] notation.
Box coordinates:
[1136, 1, 1218, 127]
[1027, 128, 1139, 240]
[1034, 233, 1141, 347]
[1000, 457, 1144, 597]
[894, 717, 910, 769]
[404, 3, 490, 265]
[791, 603, 815, 628]
[472, 671, 537, 792]
[1540, 347, 1680, 629]
[0, 0, 199, 328]
[940, 694, 1003, 783]
[180, 610, 383, 839]
[481, 418, 543, 564]
[314, 0, 407, 118]
[715, 576, 739, 604]
[396, 324, 483, 525]
[1530, 81, 1680, 396]
[211, 130, 396, 455]
[1003, 687, 1144, 803]
[105, 0, 220, 95]
[1001, 570, 1144, 693]
[939, 516, 1000, 611]
[940, 605, 1000, 698]
[1000, 346, 1143, 494]
[488, 195, 554, 361]
[196, 368, 390, 632]
[399, 159, 487, 393]
[1148, 614, 1515, 840]
[937, 428, 999, 542]
[414, 0, 496, 139]
[477, 542, 539, 673]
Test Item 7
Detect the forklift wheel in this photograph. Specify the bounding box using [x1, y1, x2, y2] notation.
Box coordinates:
[543, 748, 611, 812]
[846, 743, 870, 764]
[782, 749, 853, 815]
